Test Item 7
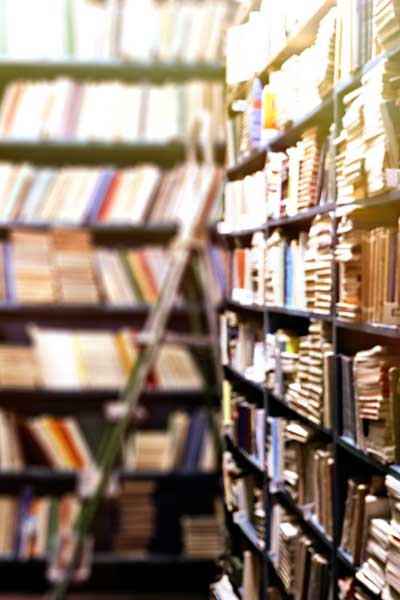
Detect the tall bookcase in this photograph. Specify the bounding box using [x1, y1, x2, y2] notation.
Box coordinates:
[0, 58, 224, 595]
[218, 2, 400, 599]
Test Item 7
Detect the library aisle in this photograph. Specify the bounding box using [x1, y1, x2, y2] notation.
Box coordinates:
[1, 1, 400, 600]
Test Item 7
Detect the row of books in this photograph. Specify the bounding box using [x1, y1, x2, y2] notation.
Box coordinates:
[341, 345, 400, 466]
[211, 553, 262, 600]
[0, 80, 224, 142]
[219, 312, 265, 385]
[222, 452, 265, 550]
[221, 126, 333, 233]
[222, 381, 265, 466]
[340, 474, 400, 598]
[226, 8, 336, 162]
[267, 418, 333, 537]
[0, 483, 223, 558]
[336, 209, 400, 325]
[270, 505, 331, 598]
[337, 56, 400, 206]
[0, 326, 202, 390]
[0, 162, 223, 227]
[0, 0, 234, 62]
[0, 230, 170, 305]
[126, 409, 217, 473]
[0, 407, 217, 473]
[228, 215, 334, 315]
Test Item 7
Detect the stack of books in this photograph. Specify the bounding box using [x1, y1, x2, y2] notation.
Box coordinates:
[0, 327, 203, 391]
[0, 80, 224, 143]
[182, 509, 224, 558]
[114, 480, 155, 554]
[0, 0, 237, 62]
[286, 321, 333, 428]
[275, 513, 331, 597]
[265, 152, 289, 220]
[357, 518, 393, 596]
[305, 215, 334, 314]
[265, 229, 286, 306]
[373, 0, 400, 53]
[385, 475, 400, 598]
[336, 57, 400, 205]
[124, 410, 217, 473]
[353, 346, 400, 464]
[340, 475, 390, 566]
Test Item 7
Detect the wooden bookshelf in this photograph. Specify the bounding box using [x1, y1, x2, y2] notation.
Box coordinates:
[0, 59, 225, 83]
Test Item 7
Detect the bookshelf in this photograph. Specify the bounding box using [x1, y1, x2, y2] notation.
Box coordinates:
[0, 39, 227, 595]
[219, 2, 400, 600]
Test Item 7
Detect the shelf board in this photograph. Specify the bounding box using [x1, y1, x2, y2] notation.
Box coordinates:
[225, 299, 265, 316]
[0, 140, 225, 167]
[276, 491, 333, 551]
[337, 437, 400, 478]
[223, 365, 265, 399]
[226, 147, 267, 182]
[336, 547, 357, 574]
[118, 470, 221, 484]
[268, 204, 335, 228]
[0, 59, 225, 82]
[267, 97, 333, 152]
[259, 0, 336, 77]
[235, 520, 263, 554]
[267, 305, 333, 322]
[0, 388, 218, 415]
[335, 318, 400, 339]
[225, 434, 264, 474]
[267, 392, 332, 439]
[215, 223, 267, 240]
[0, 222, 178, 245]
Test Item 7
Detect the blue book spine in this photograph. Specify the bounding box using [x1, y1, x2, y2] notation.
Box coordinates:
[86, 169, 115, 224]
[3, 243, 16, 303]
[285, 245, 292, 306]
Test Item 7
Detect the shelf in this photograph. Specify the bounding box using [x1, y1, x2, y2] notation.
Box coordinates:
[0, 468, 221, 495]
[226, 147, 267, 182]
[276, 491, 333, 551]
[0, 140, 226, 167]
[215, 223, 267, 241]
[225, 299, 265, 316]
[267, 97, 333, 152]
[335, 318, 400, 339]
[0, 303, 205, 329]
[267, 305, 333, 322]
[267, 392, 333, 439]
[235, 520, 263, 554]
[0, 388, 218, 415]
[336, 547, 357, 575]
[0, 59, 225, 82]
[0, 553, 218, 593]
[223, 365, 265, 399]
[337, 437, 400, 480]
[259, 0, 336, 78]
[225, 435, 264, 474]
[268, 204, 335, 228]
[0, 222, 178, 246]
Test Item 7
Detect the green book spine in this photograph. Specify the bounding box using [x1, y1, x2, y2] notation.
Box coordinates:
[47, 497, 60, 556]
[119, 251, 144, 303]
